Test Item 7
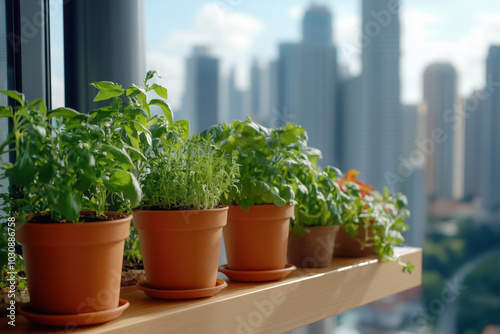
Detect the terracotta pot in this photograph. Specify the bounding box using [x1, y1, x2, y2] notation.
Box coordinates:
[287, 225, 340, 268]
[224, 204, 294, 270]
[334, 225, 377, 257]
[133, 207, 228, 290]
[16, 212, 131, 314]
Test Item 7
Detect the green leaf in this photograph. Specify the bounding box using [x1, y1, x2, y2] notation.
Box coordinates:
[38, 164, 54, 183]
[102, 145, 135, 170]
[150, 83, 168, 99]
[0, 107, 13, 118]
[90, 81, 125, 101]
[0, 90, 25, 105]
[144, 70, 160, 86]
[105, 170, 142, 208]
[281, 185, 294, 203]
[130, 121, 152, 136]
[58, 192, 80, 221]
[48, 107, 88, 119]
[6, 154, 35, 186]
[126, 85, 150, 116]
[74, 174, 93, 192]
[149, 99, 173, 124]
[123, 145, 146, 162]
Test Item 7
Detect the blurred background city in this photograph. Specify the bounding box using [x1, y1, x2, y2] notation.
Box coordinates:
[2, 0, 500, 333]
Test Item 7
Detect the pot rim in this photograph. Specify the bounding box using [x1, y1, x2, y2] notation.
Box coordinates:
[17, 210, 132, 225]
[133, 205, 229, 214]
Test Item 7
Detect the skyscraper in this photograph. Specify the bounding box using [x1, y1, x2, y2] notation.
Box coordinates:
[182, 46, 220, 134]
[481, 45, 500, 212]
[423, 63, 458, 199]
[463, 90, 484, 201]
[400, 104, 426, 247]
[276, 4, 338, 166]
[359, 0, 401, 191]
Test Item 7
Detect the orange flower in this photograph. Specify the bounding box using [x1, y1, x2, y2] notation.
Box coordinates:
[336, 179, 347, 193]
[345, 169, 375, 197]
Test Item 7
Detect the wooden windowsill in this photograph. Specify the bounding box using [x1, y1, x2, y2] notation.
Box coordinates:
[1, 247, 421, 334]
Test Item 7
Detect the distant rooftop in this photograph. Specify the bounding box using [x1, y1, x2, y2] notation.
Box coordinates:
[306, 3, 331, 13]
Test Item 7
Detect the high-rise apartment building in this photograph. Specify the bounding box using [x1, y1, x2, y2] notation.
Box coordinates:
[183, 46, 220, 134]
[481, 45, 500, 211]
[464, 90, 484, 201]
[276, 4, 338, 166]
[360, 0, 402, 191]
[423, 63, 458, 199]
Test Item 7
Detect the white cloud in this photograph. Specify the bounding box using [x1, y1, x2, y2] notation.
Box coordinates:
[155, 3, 265, 108]
[287, 6, 304, 20]
[335, 15, 361, 76]
[165, 3, 265, 64]
[401, 10, 440, 103]
[146, 53, 184, 111]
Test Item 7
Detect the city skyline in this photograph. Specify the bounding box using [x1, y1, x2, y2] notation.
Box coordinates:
[45, 1, 500, 111]
[2, 2, 499, 333]
[46, 0, 500, 211]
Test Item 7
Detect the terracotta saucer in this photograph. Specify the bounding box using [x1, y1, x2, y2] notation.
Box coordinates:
[137, 279, 227, 299]
[218, 264, 297, 282]
[18, 298, 129, 327]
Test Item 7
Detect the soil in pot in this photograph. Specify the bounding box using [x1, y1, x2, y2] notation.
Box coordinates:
[334, 225, 377, 257]
[121, 261, 146, 287]
[16, 212, 131, 315]
[133, 207, 228, 290]
[287, 225, 340, 268]
[224, 204, 294, 271]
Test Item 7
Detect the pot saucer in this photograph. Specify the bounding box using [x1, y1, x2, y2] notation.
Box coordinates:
[137, 279, 227, 299]
[18, 298, 129, 327]
[218, 264, 297, 282]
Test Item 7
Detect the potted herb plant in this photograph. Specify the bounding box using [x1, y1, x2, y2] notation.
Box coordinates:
[133, 134, 238, 297]
[288, 166, 346, 268]
[334, 170, 415, 273]
[0, 89, 141, 325]
[203, 120, 311, 280]
[91, 72, 239, 298]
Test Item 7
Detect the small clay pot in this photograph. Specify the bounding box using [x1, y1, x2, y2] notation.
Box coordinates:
[334, 225, 377, 257]
[133, 207, 228, 290]
[224, 204, 294, 270]
[17, 211, 131, 314]
[287, 225, 340, 268]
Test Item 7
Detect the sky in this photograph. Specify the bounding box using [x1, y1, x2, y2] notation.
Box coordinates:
[50, 0, 500, 110]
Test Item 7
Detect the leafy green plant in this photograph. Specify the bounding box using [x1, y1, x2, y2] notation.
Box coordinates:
[0, 90, 141, 224]
[339, 170, 414, 273]
[90, 71, 239, 212]
[124, 225, 142, 264]
[202, 119, 316, 211]
[139, 134, 239, 210]
[290, 165, 347, 237]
